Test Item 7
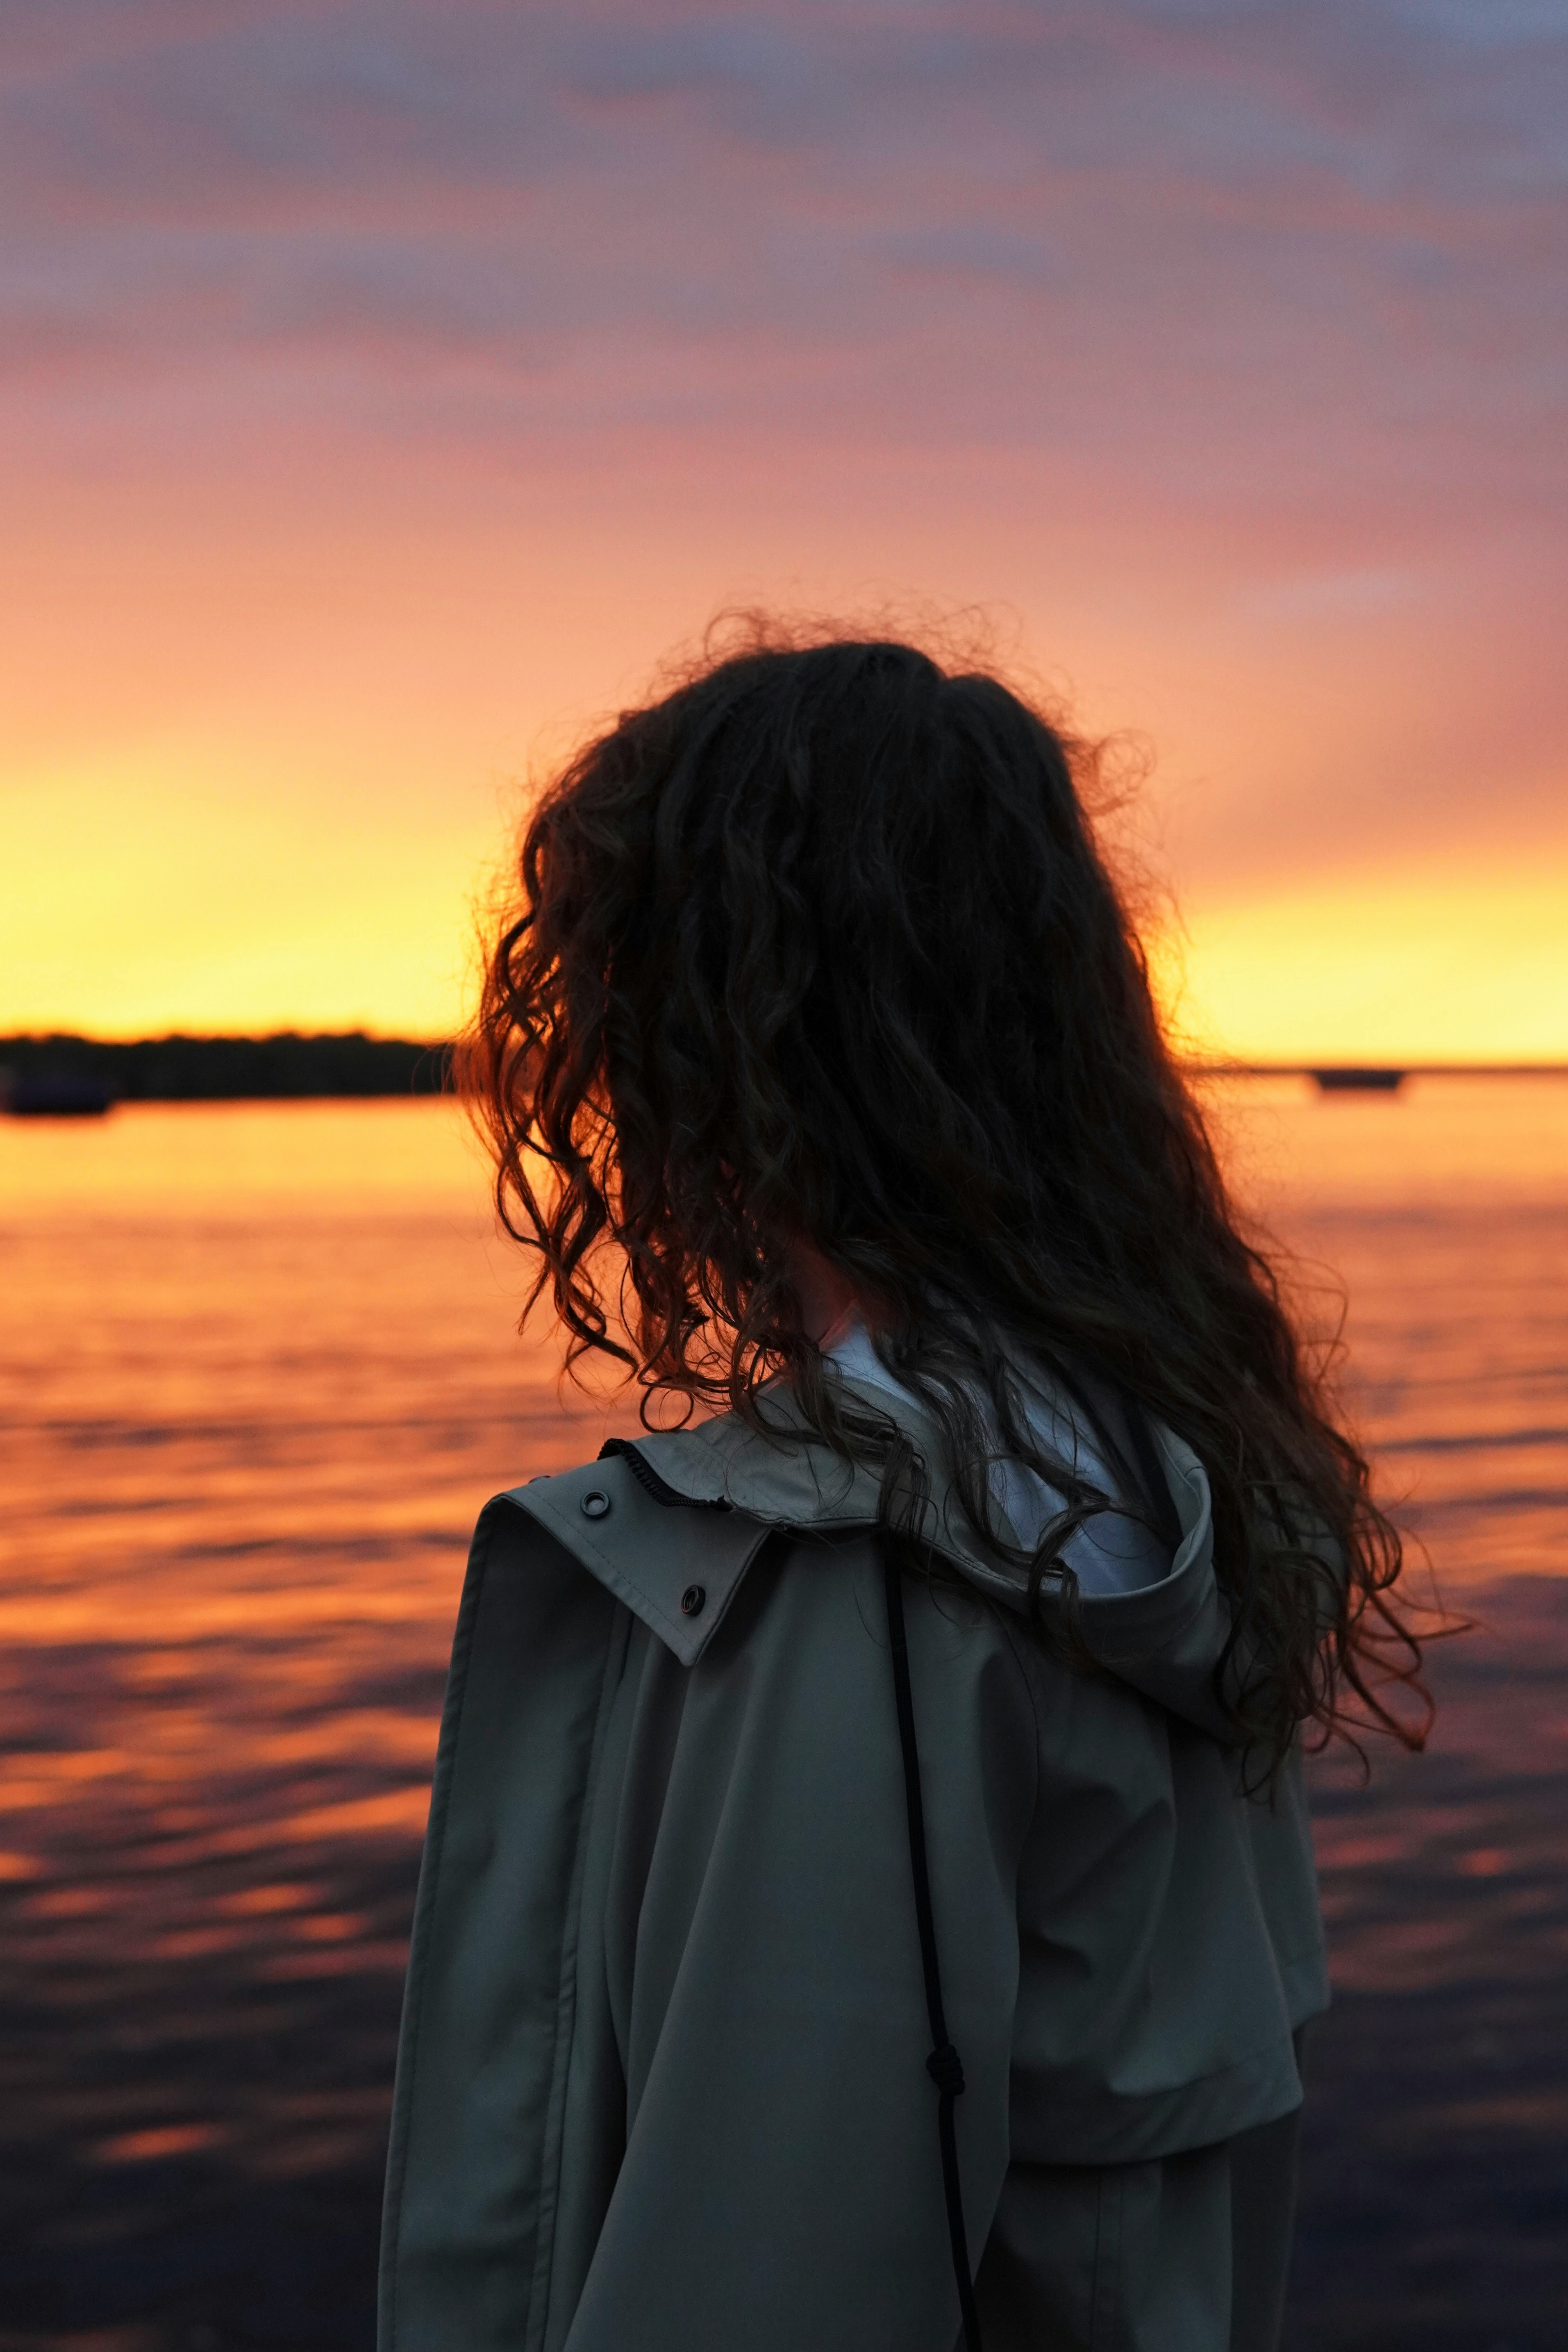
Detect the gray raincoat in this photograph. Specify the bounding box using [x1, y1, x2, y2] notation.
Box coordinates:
[379, 1381, 1329, 2352]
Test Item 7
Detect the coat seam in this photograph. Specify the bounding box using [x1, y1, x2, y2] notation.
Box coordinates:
[1091, 2163, 1123, 2352]
[993, 1610, 1044, 1829]
[1025, 2027, 1305, 2118]
[523, 1600, 632, 2352]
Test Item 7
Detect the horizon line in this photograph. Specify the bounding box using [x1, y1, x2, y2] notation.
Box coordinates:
[4, 1031, 1568, 1081]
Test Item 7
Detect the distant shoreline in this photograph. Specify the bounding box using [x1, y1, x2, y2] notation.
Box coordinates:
[1205, 1061, 1568, 1086]
[0, 1032, 448, 1112]
[1, 1033, 1565, 1114]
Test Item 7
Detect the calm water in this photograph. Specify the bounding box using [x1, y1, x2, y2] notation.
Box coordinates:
[2, 1085, 1565, 2351]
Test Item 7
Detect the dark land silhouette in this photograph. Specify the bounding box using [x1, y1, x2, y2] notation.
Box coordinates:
[6, 1038, 1564, 1116]
[0, 1033, 448, 1113]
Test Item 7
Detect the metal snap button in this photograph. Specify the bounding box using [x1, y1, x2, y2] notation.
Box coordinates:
[581, 1489, 611, 1520]
[680, 1584, 706, 1617]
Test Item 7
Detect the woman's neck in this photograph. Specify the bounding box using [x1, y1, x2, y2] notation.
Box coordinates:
[786, 1238, 866, 1350]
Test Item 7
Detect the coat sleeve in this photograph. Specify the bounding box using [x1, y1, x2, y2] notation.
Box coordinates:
[560, 1537, 1038, 2352]
[380, 1500, 628, 2352]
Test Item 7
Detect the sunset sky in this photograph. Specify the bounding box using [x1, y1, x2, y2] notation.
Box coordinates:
[5, 1, 1566, 1059]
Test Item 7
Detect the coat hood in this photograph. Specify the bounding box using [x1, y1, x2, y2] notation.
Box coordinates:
[515, 1368, 1245, 1743]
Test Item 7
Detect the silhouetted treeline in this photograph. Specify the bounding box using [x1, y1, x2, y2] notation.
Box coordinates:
[0, 1033, 450, 1105]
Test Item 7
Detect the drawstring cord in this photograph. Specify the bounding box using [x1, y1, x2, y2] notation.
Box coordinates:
[883, 1549, 984, 2352]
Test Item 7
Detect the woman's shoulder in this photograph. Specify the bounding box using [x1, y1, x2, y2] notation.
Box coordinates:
[505, 1403, 1240, 1736]
[492, 1420, 1039, 1734]
[491, 1436, 783, 1669]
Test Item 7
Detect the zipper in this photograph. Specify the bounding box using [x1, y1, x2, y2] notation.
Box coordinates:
[596, 1436, 733, 1511]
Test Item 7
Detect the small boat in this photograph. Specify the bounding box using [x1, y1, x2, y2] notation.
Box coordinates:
[0, 1067, 116, 1117]
[1310, 1068, 1406, 1094]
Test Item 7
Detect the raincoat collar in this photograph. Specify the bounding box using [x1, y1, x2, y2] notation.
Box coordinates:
[509, 1369, 1239, 1736]
[635, 1371, 1216, 1609]
[635, 1374, 1242, 1737]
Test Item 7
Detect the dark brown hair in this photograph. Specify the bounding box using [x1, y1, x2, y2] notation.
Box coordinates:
[464, 624, 1429, 1771]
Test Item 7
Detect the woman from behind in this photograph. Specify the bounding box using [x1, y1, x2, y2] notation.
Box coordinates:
[379, 629, 1425, 2352]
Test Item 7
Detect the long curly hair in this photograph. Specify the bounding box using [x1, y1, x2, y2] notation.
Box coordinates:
[462, 623, 1429, 1772]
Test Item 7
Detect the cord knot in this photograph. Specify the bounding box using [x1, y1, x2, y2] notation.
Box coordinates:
[926, 2041, 966, 2098]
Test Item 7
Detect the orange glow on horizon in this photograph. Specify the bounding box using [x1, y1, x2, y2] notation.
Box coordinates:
[6, 491, 1565, 1060]
[1154, 855, 1568, 1067]
[8, 718, 1564, 1059]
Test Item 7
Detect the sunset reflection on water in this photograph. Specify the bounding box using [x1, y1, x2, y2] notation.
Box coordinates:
[1, 1084, 1565, 2350]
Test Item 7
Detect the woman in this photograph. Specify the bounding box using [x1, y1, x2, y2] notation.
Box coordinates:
[379, 632, 1425, 2351]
